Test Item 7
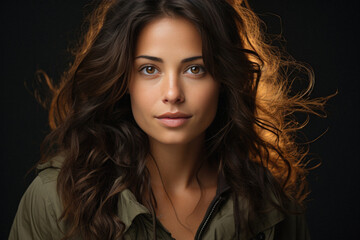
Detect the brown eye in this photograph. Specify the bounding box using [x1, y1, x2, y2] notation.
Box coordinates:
[190, 66, 200, 74]
[140, 65, 159, 75]
[185, 65, 205, 75]
[146, 66, 155, 74]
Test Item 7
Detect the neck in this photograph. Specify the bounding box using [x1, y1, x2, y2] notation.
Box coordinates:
[147, 134, 209, 192]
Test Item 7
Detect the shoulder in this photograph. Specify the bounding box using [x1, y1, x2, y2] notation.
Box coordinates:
[9, 155, 67, 240]
[247, 198, 311, 240]
[272, 201, 311, 239]
[217, 190, 310, 240]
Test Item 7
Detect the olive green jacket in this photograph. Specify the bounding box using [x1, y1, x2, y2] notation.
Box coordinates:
[9, 155, 310, 240]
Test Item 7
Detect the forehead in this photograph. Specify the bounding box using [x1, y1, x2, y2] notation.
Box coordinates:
[135, 17, 203, 57]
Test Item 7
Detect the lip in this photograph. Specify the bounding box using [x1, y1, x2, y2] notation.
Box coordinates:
[155, 112, 192, 127]
[156, 112, 192, 118]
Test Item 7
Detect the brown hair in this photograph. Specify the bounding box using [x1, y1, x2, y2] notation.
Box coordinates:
[38, 0, 329, 239]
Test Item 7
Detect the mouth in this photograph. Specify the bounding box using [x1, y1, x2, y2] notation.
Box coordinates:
[155, 112, 192, 127]
[156, 112, 192, 119]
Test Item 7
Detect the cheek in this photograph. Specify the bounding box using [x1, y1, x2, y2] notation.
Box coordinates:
[194, 83, 220, 121]
[128, 84, 153, 124]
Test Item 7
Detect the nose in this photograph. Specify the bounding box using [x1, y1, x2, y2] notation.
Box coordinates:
[161, 72, 185, 104]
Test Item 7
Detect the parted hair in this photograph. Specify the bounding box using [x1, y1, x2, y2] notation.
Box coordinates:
[38, 0, 328, 239]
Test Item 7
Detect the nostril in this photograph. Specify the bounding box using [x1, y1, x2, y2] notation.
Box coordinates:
[162, 95, 184, 104]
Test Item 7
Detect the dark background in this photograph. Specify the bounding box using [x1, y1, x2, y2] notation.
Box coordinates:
[1, 0, 359, 239]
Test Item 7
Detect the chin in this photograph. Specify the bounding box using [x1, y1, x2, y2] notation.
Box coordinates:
[153, 137, 191, 146]
[149, 133, 198, 146]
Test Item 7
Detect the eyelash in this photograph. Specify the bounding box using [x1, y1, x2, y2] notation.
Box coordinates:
[138, 65, 206, 76]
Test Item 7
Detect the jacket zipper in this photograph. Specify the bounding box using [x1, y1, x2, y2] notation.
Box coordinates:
[194, 196, 223, 240]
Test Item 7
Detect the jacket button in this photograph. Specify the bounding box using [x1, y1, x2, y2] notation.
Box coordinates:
[256, 232, 265, 240]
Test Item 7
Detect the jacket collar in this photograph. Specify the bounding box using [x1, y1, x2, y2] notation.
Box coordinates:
[115, 188, 286, 238]
[234, 189, 286, 237]
[218, 172, 285, 236]
[37, 153, 65, 170]
[116, 170, 233, 233]
[37, 155, 149, 233]
[116, 189, 150, 232]
[208, 170, 285, 237]
[38, 154, 285, 236]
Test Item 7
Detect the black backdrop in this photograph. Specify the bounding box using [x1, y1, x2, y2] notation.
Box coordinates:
[1, 0, 359, 239]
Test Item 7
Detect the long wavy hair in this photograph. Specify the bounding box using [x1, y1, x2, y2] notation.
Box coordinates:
[38, 0, 328, 239]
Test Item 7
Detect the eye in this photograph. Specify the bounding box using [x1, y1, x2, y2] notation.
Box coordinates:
[139, 65, 159, 75]
[185, 65, 206, 75]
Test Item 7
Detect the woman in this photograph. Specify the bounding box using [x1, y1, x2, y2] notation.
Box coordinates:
[10, 0, 327, 239]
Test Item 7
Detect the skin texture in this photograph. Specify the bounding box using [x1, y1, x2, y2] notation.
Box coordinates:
[128, 17, 220, 239]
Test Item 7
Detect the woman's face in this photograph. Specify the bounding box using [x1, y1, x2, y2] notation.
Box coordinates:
[128, 17, 219, 145]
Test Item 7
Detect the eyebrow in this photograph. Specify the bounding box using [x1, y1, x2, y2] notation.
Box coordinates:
[135, 55, 203, 63]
